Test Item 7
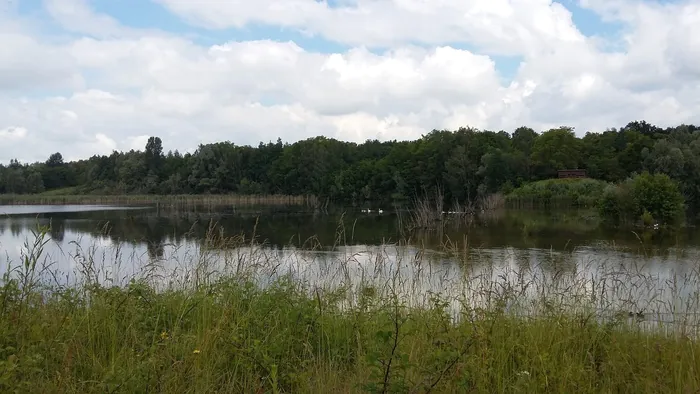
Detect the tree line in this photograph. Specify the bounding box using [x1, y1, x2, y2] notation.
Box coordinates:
[1, 121, 699, 210]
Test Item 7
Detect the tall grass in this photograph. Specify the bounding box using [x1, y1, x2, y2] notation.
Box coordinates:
[478, 193, 506, 211]
[407, 189, 445, 231]
[0, 193, 318, 208]
[2, 221, 700, 392]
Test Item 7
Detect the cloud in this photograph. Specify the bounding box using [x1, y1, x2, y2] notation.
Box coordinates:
[152, 0, 586, 56]
[126, 135, 149, 152]
[0, 32, 83, 91]
[0, 0, 700, 163]
[44, 0, 126, 38]
[0, 126, 28, 140]
[44, 0, 171, 39]
[0, 36, 512, 162]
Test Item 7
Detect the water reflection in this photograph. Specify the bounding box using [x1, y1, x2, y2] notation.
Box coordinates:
[2, 204, 700, 331]
[2, 206, 698, 251]
[0, 204, 148, 215]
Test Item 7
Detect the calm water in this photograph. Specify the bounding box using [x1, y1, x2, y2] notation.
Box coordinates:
[2, 204, 700, 328]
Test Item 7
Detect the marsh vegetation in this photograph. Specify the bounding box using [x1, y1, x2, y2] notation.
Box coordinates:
[2, 204, 700, 392]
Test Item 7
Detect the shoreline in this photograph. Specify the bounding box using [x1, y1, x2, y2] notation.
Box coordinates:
[0, 193, 318, 207]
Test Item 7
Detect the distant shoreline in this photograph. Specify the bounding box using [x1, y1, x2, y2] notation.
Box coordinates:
[0, 193, 318, 207]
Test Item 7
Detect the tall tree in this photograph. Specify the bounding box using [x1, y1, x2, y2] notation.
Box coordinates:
[144, 136, 164, 179]
[530, 127, 582, 179]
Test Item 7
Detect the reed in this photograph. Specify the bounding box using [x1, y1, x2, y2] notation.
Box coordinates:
[0, 193, 319, 208]
[1, 221, 700, 393]
[407, 188, 445, 231]
[478, 192, 505, 211]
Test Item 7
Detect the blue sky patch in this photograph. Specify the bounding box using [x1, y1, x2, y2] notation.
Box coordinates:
[90, 0, 351, 52]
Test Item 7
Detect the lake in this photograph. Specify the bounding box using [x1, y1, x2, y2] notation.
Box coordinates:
[2, 204, 700, 330]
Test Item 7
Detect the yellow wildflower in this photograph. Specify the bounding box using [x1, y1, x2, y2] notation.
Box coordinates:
[193, 349, 201, 354]
[160, 331, 169, 340]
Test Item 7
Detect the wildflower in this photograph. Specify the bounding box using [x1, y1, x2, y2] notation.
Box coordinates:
[193, 349, 201, 354]
[160, 331, 169, 340]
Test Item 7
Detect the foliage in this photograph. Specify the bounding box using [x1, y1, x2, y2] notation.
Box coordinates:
[507, 178, 610, 208]
[599, 172, 685, 225]
[2, 120, 700, 211]
[529, 126, 581, 179]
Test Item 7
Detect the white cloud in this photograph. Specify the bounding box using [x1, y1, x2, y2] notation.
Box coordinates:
[127, 135, 150, 152]
[152, 0, 586, 56]
[0, 126, 28, 140]
[0, 0, 700, 163]
[91, 133, 118, 155]
[0, 32, 83, 91]
[44, 0, 171, 39]
[44, 0, 125, 38]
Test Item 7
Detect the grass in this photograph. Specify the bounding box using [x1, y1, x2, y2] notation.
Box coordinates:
[2, 222, 700, 393]
[0, 193, 319, 208]
[38, 186, 81, 196]
[507, 178, 610, 209]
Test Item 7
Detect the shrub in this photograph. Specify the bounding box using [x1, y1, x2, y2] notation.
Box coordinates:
[507, 178, 610, 208]
[599, 172, 684, 225]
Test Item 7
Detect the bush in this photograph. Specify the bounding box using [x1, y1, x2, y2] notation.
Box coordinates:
[507, 178, 610, 208]
[599, 172, 684, 225]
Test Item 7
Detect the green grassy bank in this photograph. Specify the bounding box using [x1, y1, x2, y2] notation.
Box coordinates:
[3, 279, 699, 393]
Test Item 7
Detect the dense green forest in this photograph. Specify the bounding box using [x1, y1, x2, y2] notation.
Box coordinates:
[1, 121, 699, 210]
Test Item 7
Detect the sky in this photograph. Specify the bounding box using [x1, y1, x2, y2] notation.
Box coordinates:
[0, 0, 699, 163]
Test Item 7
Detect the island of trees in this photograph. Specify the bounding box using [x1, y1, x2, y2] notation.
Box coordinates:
[0, 120, 696, 223]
